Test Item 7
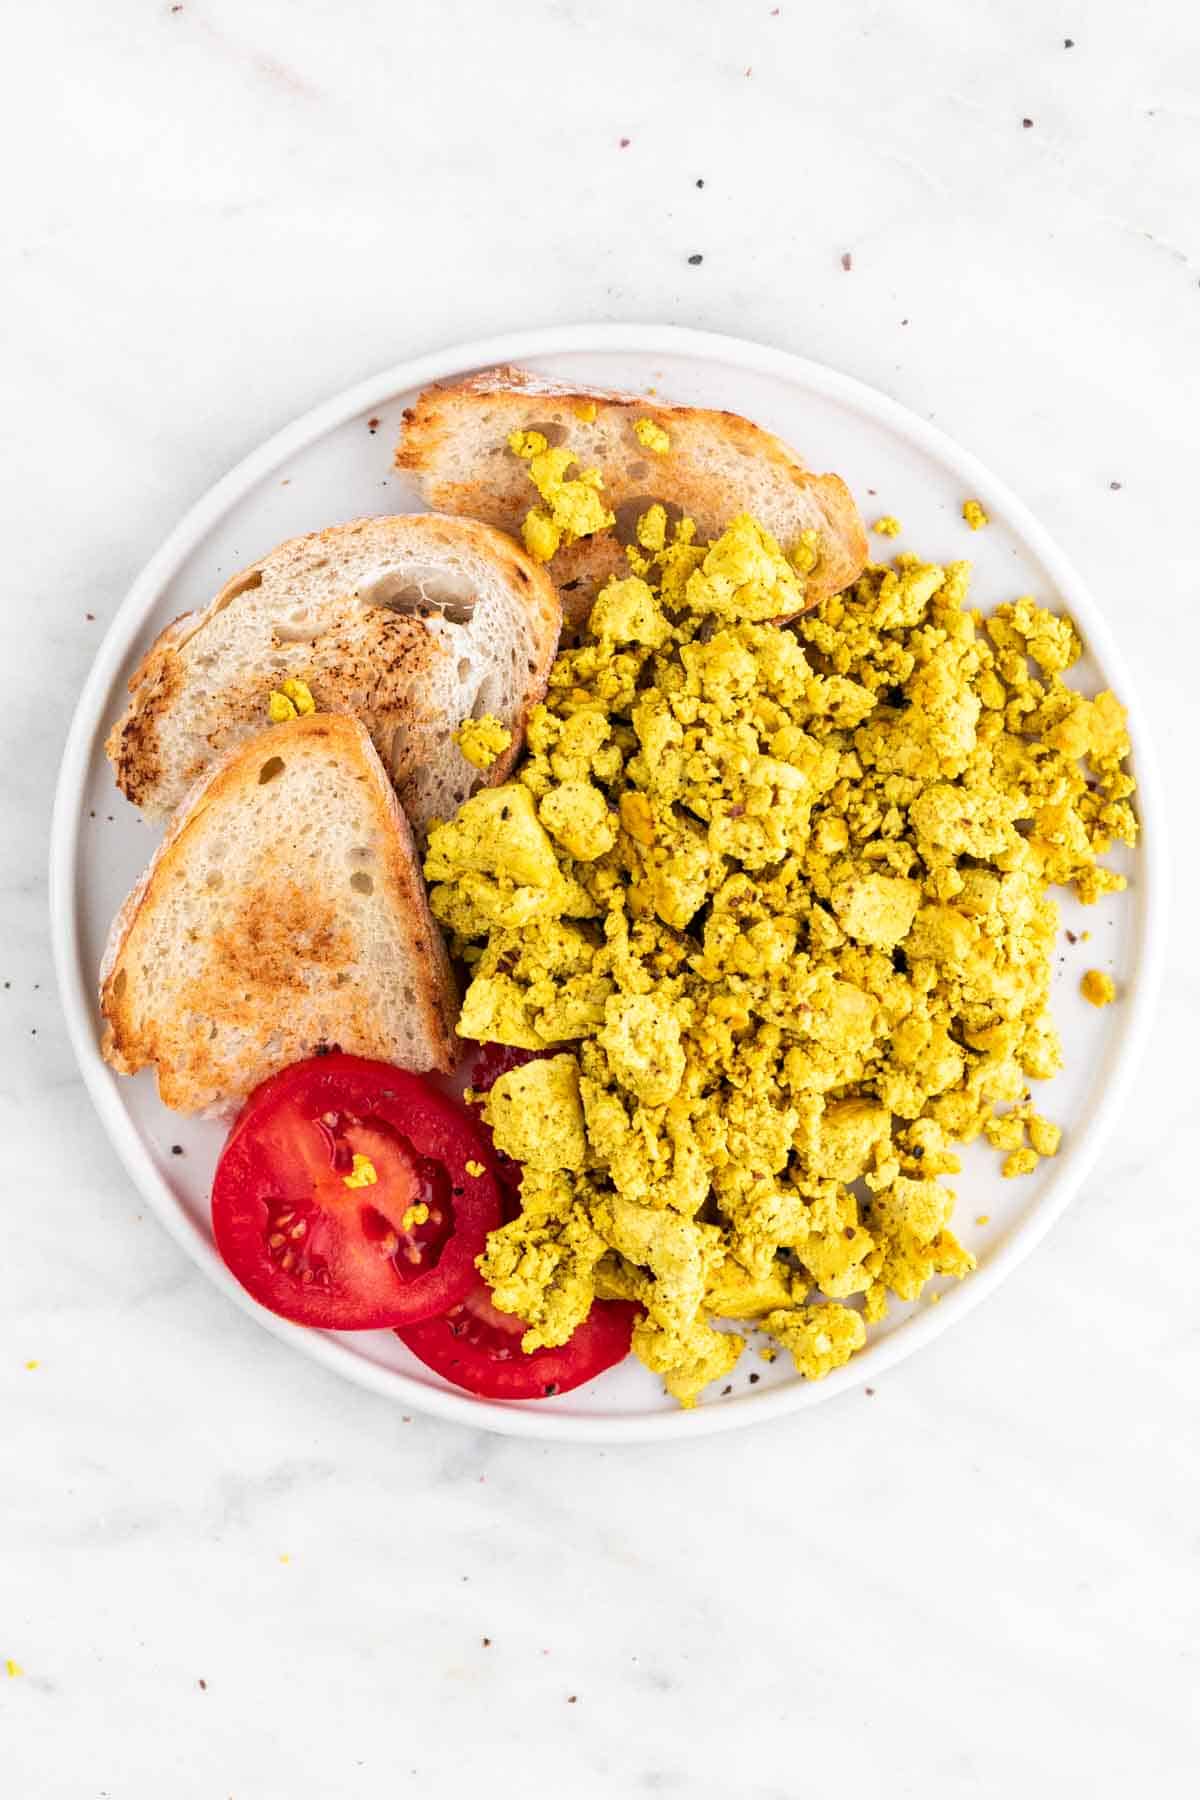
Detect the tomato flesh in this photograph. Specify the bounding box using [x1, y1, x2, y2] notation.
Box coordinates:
[212, 1054, 502, 1330]
[397, 1273, 639, 1400]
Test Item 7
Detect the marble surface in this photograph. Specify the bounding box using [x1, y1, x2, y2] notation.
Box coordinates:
[4, 1, 1198, 1793]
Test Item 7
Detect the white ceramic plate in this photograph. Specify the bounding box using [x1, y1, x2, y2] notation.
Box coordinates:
[50, 324, 1167, 1442]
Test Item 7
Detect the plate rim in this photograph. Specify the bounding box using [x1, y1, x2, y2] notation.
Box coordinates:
[49, 321, 1169, 1443]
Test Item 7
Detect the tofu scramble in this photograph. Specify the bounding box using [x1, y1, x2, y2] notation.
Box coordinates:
[424, 502, 1137, 1406]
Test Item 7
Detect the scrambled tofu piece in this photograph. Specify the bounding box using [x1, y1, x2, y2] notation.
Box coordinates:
[872, 516, 902, 537]
[427, 495, 1137, 1406]
[454, 714, 512, 771]
[1081, 968, 1116, 1007]
[758, 1304, 866, 1379]
[483, 1055, 588, 1171]
[962, 498, 990, 530]
[832, 873, 920, 947]
[633, 417, 671, 454]
[509, 430, 615, 562]
[539, 781, 616, 861]
[267, 677, 316, 722]
[588, 576, 670, 648]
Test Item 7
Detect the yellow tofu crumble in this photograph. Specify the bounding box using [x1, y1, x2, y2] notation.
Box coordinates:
[633, 418, 671, 455]
[455, 714, 512, 772]
[424, 477, 1137, 1406]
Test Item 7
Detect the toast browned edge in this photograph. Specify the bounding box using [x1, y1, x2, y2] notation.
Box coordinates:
[100, 714, 460, 1103]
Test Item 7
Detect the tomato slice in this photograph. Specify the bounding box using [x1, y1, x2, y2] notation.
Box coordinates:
[212, 1054, 502, 1330]
[397, 1274, 638, 1399]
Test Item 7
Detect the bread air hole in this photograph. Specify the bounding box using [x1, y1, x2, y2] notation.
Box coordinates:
[526, 419, 568, 447]
[273, 610, 318, 643]
[359, 567, 477, 625]
[350, 871, 374, 895]
[471, 676, 501, 719]
[112, 968, 127, 999]
[258, 756, 285, 784]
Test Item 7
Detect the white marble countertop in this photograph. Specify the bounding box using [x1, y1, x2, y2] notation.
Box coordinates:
[4, 2, 1198, 1793]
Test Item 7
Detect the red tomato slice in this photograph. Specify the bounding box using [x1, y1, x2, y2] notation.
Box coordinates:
[396, 1274, 639, 1400]
[212, 1054, 502, 1330]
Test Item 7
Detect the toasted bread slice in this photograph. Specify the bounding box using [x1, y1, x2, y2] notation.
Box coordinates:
[395, 365, 868, 627]
[100, 714, 458, 1114]
[107, 514, 561, 833]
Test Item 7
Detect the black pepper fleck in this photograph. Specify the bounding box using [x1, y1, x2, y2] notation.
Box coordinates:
[865, 1386, 876, 1396]
[748, 1372, 760, 1385]
[1064, 37, 1074, 47]
[695, 178, 705, 188]
[1023, 117, 1034, 128]
[198, 1678, 207, 1690]
[482, 1637, 491, 1648]
[1066, 930, 1078, 944]
[841, 251, 853, 271]
[720, 1384, 732, 1396]
[1110, 480, 1122, 490]
[687, 253, 704, 265]
[567, 1695, 578, 1704]
[171, 1144, 184, 1156]
[85, 612, 95, 621]
[619, 137, 631, 148]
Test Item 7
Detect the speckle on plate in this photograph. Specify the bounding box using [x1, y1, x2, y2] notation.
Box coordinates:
[687, 253, 704, 265]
